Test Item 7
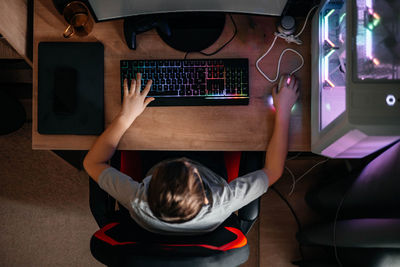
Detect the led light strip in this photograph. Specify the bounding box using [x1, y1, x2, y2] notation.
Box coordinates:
[205, 96, 248, 100]
[324, 49, 336, 88]
[365, 0, 381, 62]
[324, 9, 336, 48]
[339, 13, 346, 24]
[366, 29, 372, 59]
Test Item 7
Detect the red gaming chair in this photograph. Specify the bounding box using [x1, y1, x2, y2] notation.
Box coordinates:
[90, 151, 262, 267]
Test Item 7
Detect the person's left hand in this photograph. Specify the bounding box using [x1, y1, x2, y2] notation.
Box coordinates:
[118, 73, 154, 127]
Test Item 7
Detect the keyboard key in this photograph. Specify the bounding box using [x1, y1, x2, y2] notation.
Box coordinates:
[195, 78, 205, 84]
[207, 80, 212, 89]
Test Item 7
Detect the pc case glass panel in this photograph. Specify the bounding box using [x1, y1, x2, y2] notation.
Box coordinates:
[320, 0, 346, 131]
[355, 0, 400, 80]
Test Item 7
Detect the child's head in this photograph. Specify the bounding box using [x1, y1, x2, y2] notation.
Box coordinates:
[147, 158, 207, 223]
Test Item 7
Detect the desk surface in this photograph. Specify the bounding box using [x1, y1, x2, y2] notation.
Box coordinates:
[32, 0, 311, 151]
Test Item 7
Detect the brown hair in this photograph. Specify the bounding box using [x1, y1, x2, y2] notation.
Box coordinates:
[147, 158, 206, 223]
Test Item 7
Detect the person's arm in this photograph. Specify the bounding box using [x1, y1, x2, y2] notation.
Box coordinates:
[83, 74, 154, 182]
[263, 75, 299, 185]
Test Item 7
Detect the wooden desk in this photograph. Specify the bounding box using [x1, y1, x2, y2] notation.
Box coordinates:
[33, 0, 311, 151]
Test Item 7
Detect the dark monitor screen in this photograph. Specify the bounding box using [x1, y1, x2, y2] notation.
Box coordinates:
[87, 0, 287, 21]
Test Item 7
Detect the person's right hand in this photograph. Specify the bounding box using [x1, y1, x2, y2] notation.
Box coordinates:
[272, 75, 300, 117]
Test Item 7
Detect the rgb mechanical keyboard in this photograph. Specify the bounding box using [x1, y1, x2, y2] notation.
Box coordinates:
[120, 58, 249, 106]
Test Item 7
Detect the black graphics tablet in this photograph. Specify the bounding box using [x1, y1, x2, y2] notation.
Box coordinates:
[38, 42, 104, 135]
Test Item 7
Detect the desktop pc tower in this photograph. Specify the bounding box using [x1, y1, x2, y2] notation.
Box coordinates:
[311, 0, 400, 158]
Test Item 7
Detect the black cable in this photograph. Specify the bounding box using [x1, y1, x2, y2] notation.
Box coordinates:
[270, 186, 305, 261]
[184, 51, 190, 59]
[199, 14, 237, 56]
[183, 14, 237, 59]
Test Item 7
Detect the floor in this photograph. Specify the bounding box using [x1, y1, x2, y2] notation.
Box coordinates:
[0, 121, 352, 266]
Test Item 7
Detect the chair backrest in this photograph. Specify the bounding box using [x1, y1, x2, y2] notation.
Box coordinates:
[90, 213, 249, 267]
[119, 151, 242, 182]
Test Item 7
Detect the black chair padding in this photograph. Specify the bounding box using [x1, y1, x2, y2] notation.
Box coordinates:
[297, 218, 400, 267]
[91, 214, 249, 267]
[294, 248, 400, 267]
[306, 141, 400, 219]
[297, 218, 400, 248]
[236, 151, 264, 234]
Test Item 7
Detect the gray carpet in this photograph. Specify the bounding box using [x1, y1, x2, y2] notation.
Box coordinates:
[0, 123, 101, 266]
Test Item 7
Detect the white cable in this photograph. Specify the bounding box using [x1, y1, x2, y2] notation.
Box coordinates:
[333, 191, 347, 267]
[285, 153, 301, 195]
[256, 35, 304, 83]
[256, 5, 318, 83]
[285, 166, 296, 195]
[295, 5, 319, 38]
[295, 158, 329, 184]
[287, 158, 329, 196]
[256, 35, 278, 82]
[286, 152, 302, 162]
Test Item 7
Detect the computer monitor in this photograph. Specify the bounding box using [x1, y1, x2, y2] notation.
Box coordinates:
[86, 0, 287, 21]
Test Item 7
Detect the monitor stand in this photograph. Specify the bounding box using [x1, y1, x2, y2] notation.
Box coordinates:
[157, 13, 225, 53]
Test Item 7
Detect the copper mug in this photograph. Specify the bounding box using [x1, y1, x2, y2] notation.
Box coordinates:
[63, 1, 93, 38]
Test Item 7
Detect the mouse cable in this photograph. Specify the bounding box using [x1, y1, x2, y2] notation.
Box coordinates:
[256, 5, 318, 83]
[270, 185, 305, 262]
[184, 14, 237, 59]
